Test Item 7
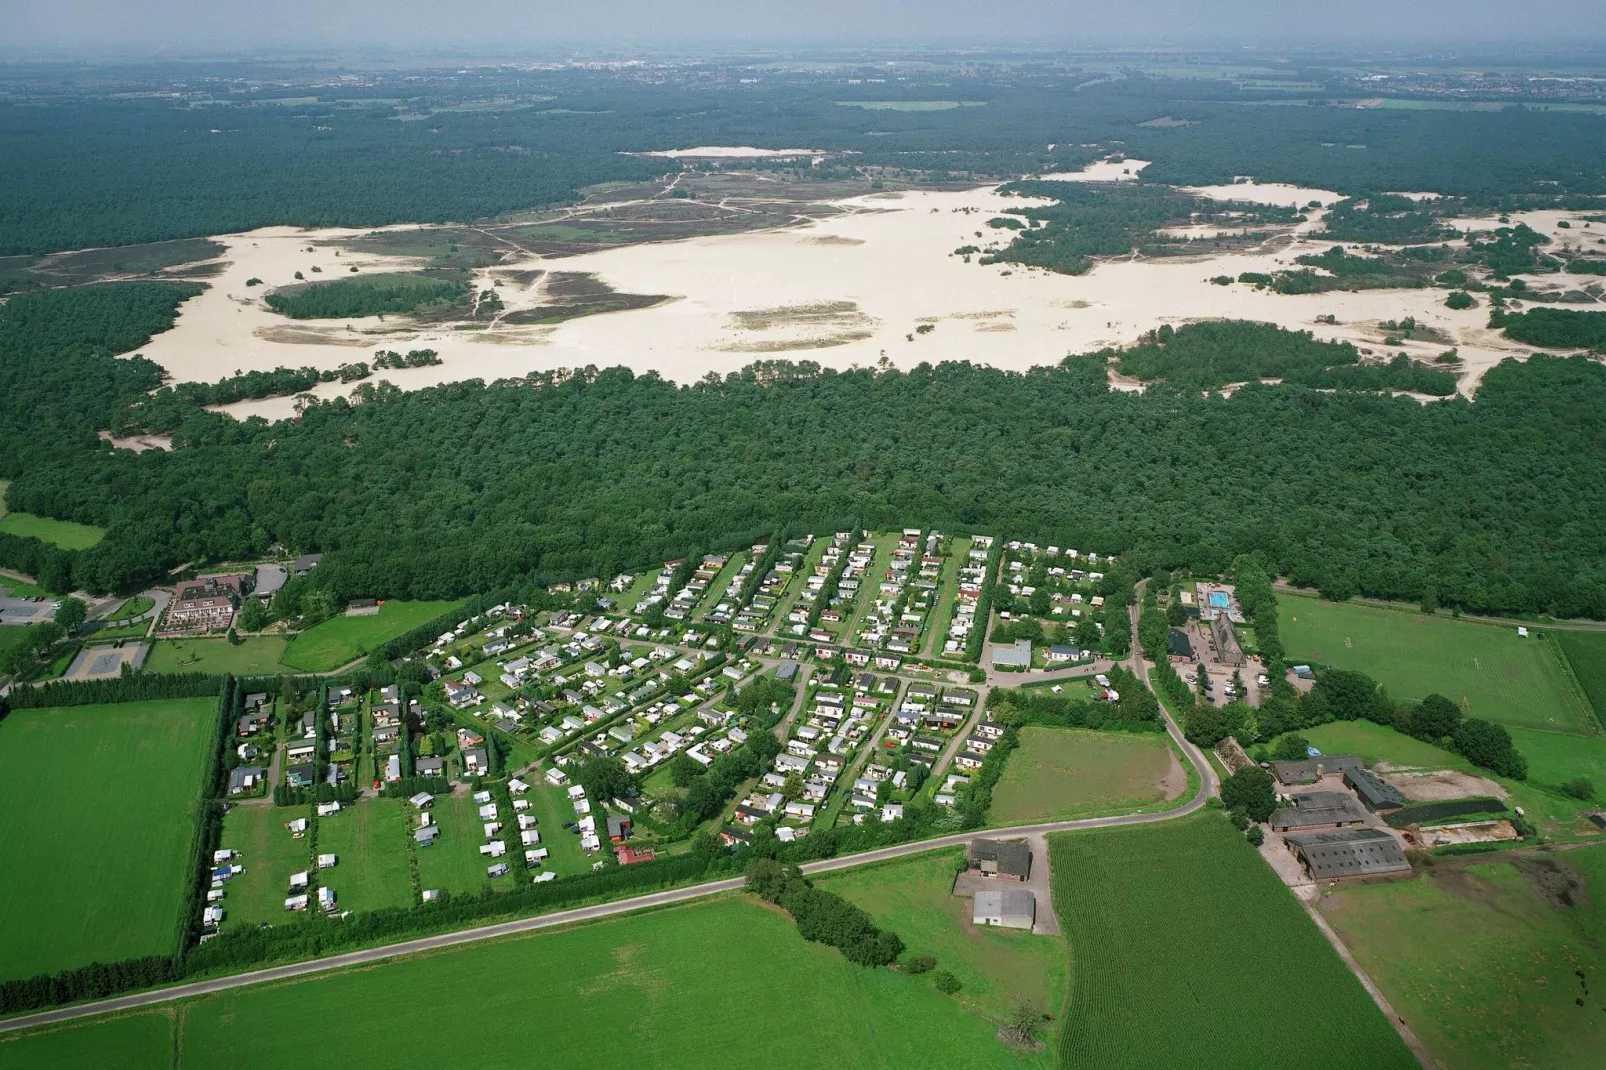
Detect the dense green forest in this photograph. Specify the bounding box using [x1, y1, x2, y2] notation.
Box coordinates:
[1110, 321, 1455, 395]
[4, 68, 1606, 255]
[3, 284, 1605, 619]
[1491, 307, 1606, 351]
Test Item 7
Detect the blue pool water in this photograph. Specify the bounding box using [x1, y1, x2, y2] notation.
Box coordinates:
[1209, 592, 1230, 608]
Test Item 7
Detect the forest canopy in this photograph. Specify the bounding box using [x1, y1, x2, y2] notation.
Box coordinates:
[3, 283, 1606, 620]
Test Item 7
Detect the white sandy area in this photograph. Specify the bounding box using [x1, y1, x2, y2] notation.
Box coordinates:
[1036, 158, 1150, 182]
[637, 146, 825, 159]
[1181, 180, 1341, 208]
[123, 180, 1574, 424]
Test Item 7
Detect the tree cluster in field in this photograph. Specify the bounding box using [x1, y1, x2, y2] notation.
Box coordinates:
[745, 858, 903, 967]
[1490, 306, 1606, 353]
[1317, 195, 1451, 245]
[371, 348, 442, 370]
[991, 668, 1161, 731]
[1111, 321, 1455, 395]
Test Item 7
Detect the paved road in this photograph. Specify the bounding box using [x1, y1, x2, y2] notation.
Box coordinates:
[0, 780, 1210, 1035]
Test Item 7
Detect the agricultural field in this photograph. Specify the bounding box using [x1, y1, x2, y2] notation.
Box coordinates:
[0, 511, 105, 550]
[314, 798, 415, 914]
[1049, 814, 1416, 1069]
[990, 727, 1180, 825]
[216, 803, 315, 930]
[1265, 721, 1604, 840]
[0, 1010, 176, 1070]
[1321, 845, 1606, 1070]
[144, 636, 291, 675]
[280, 600, 458, 672]
[820, 849, 1067, 1026]
[1554, 630, 1606, 728]
[1280, 597, 1596, 735]
[0, 698, 217, 979]
[412, 791, 517, 897]
[5, 896, 1037, 1070]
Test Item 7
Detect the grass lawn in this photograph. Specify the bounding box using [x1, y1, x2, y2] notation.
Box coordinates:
[0, 1009, 175, 1070]
[1555, 630, 1606, 729]
[1322, 844, 1606, 1070]
[1049, 814, 1415, 1069]
[990, 727, 1177, 825]
[19, 896, 1042, 1069]
[144, 636, 291, 675]
[413, 791, 517, 897]
[693, 551, 747, 619]
[521, 780, 592, 878]
[820, 849, 1067, 1027]
[1506, 727, 1606, 800]
[281, 600, 458, 672]
[0, 511, 105, 550]
[217, 802, 314, 930]
[0, 699, 217, 979]
[0, 573, 50, 598]
[1281, 596, 1595, 735]
[104, 595, 155, 623]
[315, 798, 414, 913]
[924, 536, 972, 656]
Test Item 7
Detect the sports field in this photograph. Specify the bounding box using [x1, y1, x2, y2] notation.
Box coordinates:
[0, 698, 217, 979]
[315, 798, 415, 913]
[820, 849, 1067, 1026]
[0, 511, 105, 550]
[281, 600, 458, 672]
[413, 791, 517, 896]
[216, 803, 315, 930]
[5, 897, 1040, 1069]
[1049, 814, 1415, 1069]
[1280, 597, 1595, 735]
[144, 636, 291, 676]
[990, 727, 1179, 824]
[1322, 845, 1606, 1070]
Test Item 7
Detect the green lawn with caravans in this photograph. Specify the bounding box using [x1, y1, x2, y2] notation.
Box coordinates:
[0, 699, 217, 979]
[3, 896, 1042, 1070]
[1280, 596, 1596, 735]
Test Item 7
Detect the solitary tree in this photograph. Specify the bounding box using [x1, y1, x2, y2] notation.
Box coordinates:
[53, 597, 87, 634]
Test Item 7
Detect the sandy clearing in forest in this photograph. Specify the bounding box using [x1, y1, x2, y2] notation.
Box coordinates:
[114, 167, 1578, 423]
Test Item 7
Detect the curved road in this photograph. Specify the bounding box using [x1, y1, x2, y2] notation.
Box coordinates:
[0, 583, 1217, 1036]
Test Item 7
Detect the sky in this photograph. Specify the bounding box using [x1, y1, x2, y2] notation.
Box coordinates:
[2, 0, 1603, 57]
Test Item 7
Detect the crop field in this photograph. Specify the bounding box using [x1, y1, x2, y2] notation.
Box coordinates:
[1554, 630, 1606, 729]
[6, 897, 1042, 1069]
[0, 511, 105, 550]
[281, 600, 458, 672]
[1280, 597, 1595, 735]
[413, 791, 517, 897]
[0, 1009, 175, 1070]
[313, 798, 415, 914]
[1322, 845, 1606, 1070]
[0, 698, 216, 979]
[144, 636, 291, 676]
[990, 727, 1178, 824]
[216, 803, 315, 930]
[1049, 815, 1415, 1069]
[820, 849, 1067, 1025]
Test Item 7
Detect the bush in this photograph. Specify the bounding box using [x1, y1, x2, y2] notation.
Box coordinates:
[1245, 825, 1265, 847]
[1221, 767, 1277, 823]
[1560, 777, 1595, 801]
[904, 953, 936, 975]
[1272, 733, 1310, 762]
[934, 970, 962, 994]
[1229, 808, 1249, 830]
[1445, 291, 1475, 310]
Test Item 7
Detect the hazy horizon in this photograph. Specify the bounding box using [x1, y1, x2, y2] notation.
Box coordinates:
[3, 0, 1605, 61]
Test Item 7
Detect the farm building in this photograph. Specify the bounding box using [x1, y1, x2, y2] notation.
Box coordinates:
[973, 888, 1036, 930]
[1343, 768, 1405, 812]
[1283, 828, 1411, 879]
[1269, 792, 1368, 832]
[968, 838, 1031, 881]
[1270, 754, 1363, 786]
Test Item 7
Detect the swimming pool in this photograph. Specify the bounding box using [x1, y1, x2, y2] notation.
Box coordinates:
[1209, 591, 1230, 608]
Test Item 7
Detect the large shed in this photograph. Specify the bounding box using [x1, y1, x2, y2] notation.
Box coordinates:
[1271, 754, 1364, 785]
[969, 838, 1031, 880]
[1344, 767, 1405, 812]
[1283, 828, 1410, 879]
[1268, 791, 1368, 832]
[973, 888, 1036, 930]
